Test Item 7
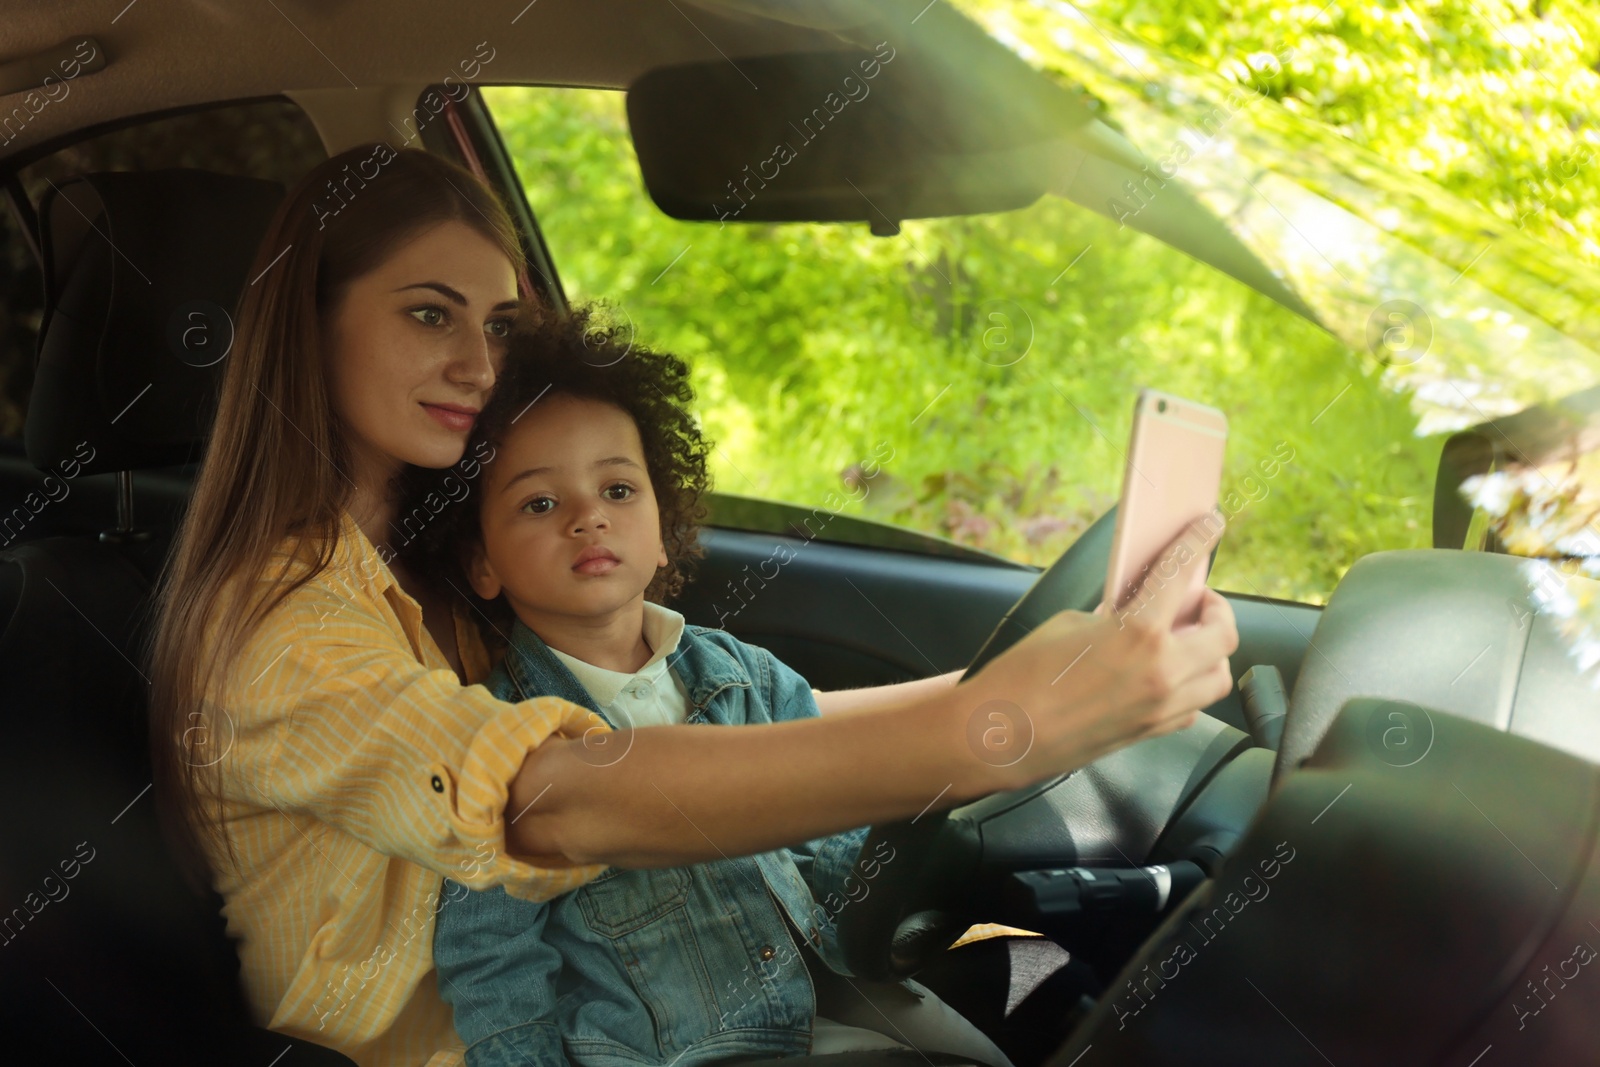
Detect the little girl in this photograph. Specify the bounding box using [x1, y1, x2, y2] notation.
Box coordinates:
[401, 307, 1015, 1067]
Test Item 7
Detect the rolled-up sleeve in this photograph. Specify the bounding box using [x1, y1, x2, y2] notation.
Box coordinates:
[222, 575, 613, 904]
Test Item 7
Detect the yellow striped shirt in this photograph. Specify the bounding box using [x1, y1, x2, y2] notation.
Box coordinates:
[203, 510, 612, 1066]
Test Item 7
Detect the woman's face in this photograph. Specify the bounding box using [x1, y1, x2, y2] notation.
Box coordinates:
[323, 220, 519, 485]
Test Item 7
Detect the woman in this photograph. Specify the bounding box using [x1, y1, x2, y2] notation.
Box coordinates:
[148, 144, 1238, 1067]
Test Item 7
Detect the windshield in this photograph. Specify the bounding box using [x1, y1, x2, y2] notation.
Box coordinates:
[484, 2, 1599, 607]
[955, 0, 1600, 649]
[960, 0, 1600, 433]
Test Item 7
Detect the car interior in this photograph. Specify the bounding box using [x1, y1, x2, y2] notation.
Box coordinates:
[2, 2, 1598, 1065]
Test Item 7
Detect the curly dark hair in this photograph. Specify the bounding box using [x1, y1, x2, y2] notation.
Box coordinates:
[394, 303, 712, 643]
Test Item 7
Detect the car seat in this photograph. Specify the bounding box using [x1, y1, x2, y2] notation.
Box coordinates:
[0, 168, 356, 1065]
[1053, 697, 1600, 1066]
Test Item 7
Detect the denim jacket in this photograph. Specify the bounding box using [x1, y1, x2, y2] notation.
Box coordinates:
[433, 617, 905, 1067]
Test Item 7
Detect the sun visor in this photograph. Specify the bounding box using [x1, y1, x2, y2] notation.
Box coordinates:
[625, 38, 1097, 229]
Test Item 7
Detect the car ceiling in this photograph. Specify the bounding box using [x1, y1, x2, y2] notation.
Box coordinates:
[0, 0, 1319, 320]
[0, 0, 846, 161]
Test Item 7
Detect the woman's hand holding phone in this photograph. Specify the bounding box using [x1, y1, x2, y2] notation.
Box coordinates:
[957, 515, 1238, 792]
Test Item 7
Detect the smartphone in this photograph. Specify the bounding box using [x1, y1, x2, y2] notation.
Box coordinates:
[1102, 389, 1228, 627]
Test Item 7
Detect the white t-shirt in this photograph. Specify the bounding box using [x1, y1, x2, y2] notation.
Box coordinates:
[547, 602, 692, 729]
[545, 603, 910, 1055]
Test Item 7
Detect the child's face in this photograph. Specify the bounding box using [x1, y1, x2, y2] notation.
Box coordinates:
[467, 395, 668, 626]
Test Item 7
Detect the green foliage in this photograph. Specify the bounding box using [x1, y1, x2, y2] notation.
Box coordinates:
[486, 0, 1594, 604]
[1062, 0, 1600, 265]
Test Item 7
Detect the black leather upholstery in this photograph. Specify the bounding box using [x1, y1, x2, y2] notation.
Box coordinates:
[0, 170, 356, 1063]
[26, 169, 283, 475]
[0, 538, 266, 1061]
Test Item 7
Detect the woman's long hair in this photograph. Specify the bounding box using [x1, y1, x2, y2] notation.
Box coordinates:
[147, 143, 525, 892]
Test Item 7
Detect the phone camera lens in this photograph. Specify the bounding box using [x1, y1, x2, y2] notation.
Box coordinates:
[1157, 399, 1168, 413]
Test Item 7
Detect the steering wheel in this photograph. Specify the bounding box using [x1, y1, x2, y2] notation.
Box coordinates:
[835, 508, 1122, 981]
[834, 505, 1249, 982]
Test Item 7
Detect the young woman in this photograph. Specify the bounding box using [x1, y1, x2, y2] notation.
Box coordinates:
[148, 144, 1238, 1067]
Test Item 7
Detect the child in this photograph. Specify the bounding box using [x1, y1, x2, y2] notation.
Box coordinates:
[403, 306, 1014, 1067]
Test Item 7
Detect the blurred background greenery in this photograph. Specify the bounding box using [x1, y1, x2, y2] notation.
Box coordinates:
[485, 0, 1599, 605]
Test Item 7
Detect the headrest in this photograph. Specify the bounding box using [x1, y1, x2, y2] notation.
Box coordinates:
[1276, 548, 1600, 777]
[25, 169, 284, 476]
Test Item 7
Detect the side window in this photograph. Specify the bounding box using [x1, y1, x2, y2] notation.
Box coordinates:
[483, 86, 1441, 604]
[0, 99, 326, 442]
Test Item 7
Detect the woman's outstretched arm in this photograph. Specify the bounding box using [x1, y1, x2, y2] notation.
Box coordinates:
[509, 519, 1238, 869]
[812, 670, 963, 716]
[508, 682, 993, 869]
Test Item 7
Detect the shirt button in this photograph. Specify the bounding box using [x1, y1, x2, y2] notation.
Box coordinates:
[430, 775, 444, 793]
[758, 945, 776, 961]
